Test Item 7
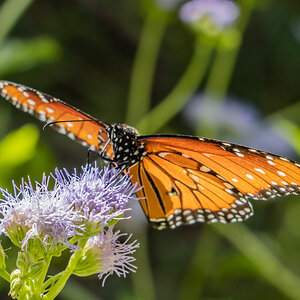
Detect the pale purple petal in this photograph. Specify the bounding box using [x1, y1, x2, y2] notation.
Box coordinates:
[179, 0, 239, 27]
[89, 227, 139, 286]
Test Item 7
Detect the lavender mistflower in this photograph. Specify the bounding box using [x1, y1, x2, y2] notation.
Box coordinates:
[74, 227, 139, 285]
[0, 164, 140, 252]
[54, 164, 140, 231]
[0, 175, 82, 251]
[179, 0, 239, 28]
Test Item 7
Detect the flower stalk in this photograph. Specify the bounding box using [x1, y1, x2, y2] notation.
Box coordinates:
[127, 2, 170, 125]
[137, 34, 214, 134]
[43, 238, 89, 300]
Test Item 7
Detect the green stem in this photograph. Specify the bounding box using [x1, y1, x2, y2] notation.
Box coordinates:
[136, 36, 214, 134]
[0, 0, 34, 47]
[178, 227, 220, 300]
[0, 268, 10, 282]
[43, 238, 88, 300]
[214, 223, 300, 300]
[196, 1, 253, 137]
[126, 7, 168, 125]
[34, 255, 52, 297]
[272, 119, 300, 155]
[131, 229, 156, 300]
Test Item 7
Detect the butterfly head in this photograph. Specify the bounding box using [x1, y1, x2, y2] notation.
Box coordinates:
[108, 124, 145, 167]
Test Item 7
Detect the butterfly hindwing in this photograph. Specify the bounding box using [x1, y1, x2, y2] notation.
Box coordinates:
[130, 135, 300, 228]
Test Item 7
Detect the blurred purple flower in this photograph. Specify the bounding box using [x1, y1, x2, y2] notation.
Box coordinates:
[179, 0, 239, 27]
[183, 94, 296, 157]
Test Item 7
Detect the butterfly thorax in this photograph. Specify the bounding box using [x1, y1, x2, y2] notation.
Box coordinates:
[108, 123, 146, 167]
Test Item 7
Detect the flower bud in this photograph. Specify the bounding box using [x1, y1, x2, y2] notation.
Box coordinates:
[9, 269, 22, 299]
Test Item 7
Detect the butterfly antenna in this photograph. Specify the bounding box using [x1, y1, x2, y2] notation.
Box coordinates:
[43, 119, 95, 130]
[86, 149, 95, 165]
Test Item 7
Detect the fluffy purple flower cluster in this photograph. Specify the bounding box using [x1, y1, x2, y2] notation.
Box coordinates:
[0, 164, 139, 251]
[54, 165, 139, 227]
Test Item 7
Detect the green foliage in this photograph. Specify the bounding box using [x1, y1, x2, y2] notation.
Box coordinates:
[0, 37, 61, 76]
[0, 124, 39, 167]
[0, 0, 300, 299]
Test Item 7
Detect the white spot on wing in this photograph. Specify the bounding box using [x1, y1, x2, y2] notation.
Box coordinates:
[277, 171, 286, 177]
[254, 168, 265, 174]
[200, 165, 211, 172]
[46, 107, 54, 113]
[158, 152, 169, 158]
[27, 99, 36, 106]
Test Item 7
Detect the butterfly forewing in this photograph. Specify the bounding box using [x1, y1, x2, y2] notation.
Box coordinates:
[0, 81, 113, 159]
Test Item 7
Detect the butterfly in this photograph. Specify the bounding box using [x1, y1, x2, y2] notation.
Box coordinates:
[0, 80, 300, 230]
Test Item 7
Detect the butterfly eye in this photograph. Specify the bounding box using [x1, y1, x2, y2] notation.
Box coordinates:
[118, 131, 124, 138]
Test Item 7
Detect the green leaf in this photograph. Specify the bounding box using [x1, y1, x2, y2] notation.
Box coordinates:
[0, 37, 61, 76]
[273, 119, 300, 156]
[0, 124, 39, 167]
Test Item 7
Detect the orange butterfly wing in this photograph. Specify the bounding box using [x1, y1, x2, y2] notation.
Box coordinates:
[128, 135, 300, 229]
[0, 81, 113, 159]
[2, 81, 300, 230]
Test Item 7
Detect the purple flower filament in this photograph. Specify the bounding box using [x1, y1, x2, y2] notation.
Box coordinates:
[0, 164, 140, 251]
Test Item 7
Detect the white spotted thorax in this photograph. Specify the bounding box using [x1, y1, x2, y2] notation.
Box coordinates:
[107, 124, 146, 167]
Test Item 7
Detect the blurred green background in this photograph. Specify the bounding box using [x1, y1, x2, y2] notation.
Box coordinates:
[1, 0, 300, 299]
